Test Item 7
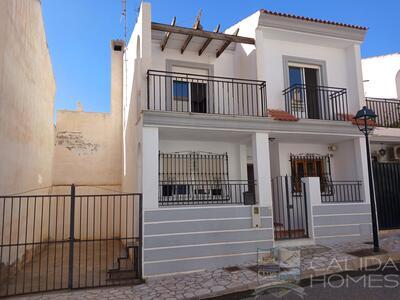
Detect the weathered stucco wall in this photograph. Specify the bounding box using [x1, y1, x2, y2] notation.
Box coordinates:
[53, 111, 120, 186]
[0, 0, 56, 195]
[53, 41, 124, 188]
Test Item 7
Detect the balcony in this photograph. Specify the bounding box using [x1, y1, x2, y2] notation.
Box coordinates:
[365, 97, 400, 128]
[147, 70, 267, 117]
[283, 84, 348, 121]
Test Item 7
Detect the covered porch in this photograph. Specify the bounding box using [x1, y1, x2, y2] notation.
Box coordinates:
[268, 132, 371, 244]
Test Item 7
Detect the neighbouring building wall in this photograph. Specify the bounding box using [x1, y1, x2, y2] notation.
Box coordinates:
[362, 53, 400, 99]
[0, 0, 56, 195]
[52, 41, 124, 192]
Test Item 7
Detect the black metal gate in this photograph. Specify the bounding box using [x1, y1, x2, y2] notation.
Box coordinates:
[272, 176, 309, 240]
[0, 186, 142, 297]
[373, 162, 400, 229]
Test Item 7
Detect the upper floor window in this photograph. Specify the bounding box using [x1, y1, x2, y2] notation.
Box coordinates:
[173, 80, 189, 102]
[287, 63, 322, 119]
[288, 63, 321, 87]
[172, 80, 207, 113]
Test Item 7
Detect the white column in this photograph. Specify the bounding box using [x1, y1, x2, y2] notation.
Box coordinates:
[142, 127, 159, 209]
[354, 137, 370, 204]
[252, 132, 272, 207]
[301, 177, 321, 239]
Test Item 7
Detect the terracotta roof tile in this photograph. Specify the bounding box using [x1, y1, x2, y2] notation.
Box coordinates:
[268, 109, 299, 122]
[338, 113, 376, 127]
[260, 9, 368, 31]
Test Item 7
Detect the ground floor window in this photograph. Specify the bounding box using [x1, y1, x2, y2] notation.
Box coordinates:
[290, 154, 332, 193]
[159, 151, 230, 202]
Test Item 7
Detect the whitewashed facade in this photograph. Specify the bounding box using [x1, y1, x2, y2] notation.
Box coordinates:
[123, 3, 373, 277]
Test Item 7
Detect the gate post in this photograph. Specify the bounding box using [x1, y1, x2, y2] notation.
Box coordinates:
[284, 176, 291, 239]
[138, 194, 143, 279]
[68, 184, 76, 289]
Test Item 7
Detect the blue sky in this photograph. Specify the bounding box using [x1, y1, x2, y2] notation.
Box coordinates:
[42, 0, 400, 114]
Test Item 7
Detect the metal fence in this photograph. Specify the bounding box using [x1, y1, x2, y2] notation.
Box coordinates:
[321, 181, 363, 203]
[159, 180, 256, 206]
[147, 70, 267, 117]
[365, 97, 400, 128]
[373, 162, 400, 229]
[0, 186, 142, 298]
[272, 176, 309, 240]
[283, 84, 348, 121]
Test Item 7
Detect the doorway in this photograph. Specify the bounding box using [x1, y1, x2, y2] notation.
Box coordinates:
[289, 64, 321, 119]
[247, 164, 255, 196]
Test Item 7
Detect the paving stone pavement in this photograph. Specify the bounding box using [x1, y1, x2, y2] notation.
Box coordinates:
[13, 231, 400, 300]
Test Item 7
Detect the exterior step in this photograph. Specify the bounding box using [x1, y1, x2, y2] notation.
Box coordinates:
[107, 268, 139, 281]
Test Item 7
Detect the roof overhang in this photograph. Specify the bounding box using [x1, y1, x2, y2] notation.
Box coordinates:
[259, 10, 367, 42]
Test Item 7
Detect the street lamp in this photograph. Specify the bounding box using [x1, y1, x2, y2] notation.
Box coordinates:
[354, 106, 380, 252]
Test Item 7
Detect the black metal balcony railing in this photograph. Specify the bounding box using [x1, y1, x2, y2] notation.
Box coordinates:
[147, 70, 267, 117]
[159, 180, 256, 206]
[283, 84, 348, 121]
[321, 181, 363, 203]
[365, 97, 400, 128]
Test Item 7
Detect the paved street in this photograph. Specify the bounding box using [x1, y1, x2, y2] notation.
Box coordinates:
[214, 263, 400, 300]
[11, 231, 400, 300]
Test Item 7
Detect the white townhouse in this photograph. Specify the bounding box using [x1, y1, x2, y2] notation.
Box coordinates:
[122, 3, 374, 277]
[362, 53, 400, 230]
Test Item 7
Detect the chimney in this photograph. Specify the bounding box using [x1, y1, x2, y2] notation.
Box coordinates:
[110, 40, 124, 120]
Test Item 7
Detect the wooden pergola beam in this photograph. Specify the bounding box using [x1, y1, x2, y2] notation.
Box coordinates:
[216, 28, 239, 58]
[152, 22, 255, 45]
[181, 12, 202, 54]
[160, 17, 176, 51]
[198, 24, 220, 56]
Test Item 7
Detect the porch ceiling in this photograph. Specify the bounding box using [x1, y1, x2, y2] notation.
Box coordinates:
[269, 132, 356, 144]
[159, 127, 252, 144]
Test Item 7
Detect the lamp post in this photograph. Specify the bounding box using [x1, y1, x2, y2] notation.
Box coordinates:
[354, 106, 379, 252]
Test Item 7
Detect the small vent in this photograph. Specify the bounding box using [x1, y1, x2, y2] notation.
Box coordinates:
[114, 45, 122, 51]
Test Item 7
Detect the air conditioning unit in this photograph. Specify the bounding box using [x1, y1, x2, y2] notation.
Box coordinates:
[387, 146, 400, 161]
[394, 146, 400, 160]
